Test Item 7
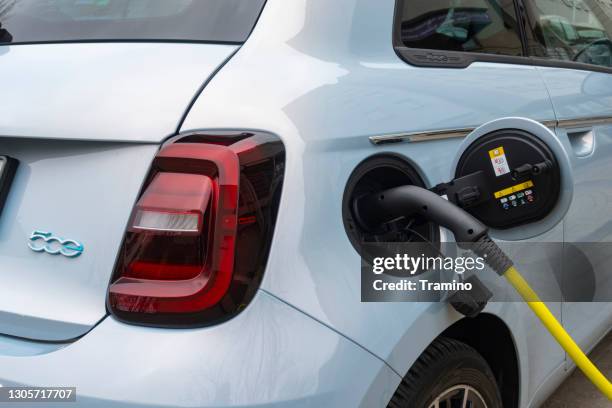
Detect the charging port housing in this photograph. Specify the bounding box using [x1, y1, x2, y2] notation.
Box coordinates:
[342, 155, 439, 264]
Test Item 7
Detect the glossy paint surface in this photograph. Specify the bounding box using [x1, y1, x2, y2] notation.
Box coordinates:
[0, 42, 237, 142]
[537, 67, 612, 368]
[0, 0, 611, 406]
[0, 291, 400, 407]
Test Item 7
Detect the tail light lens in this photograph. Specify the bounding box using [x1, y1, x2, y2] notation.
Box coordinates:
[108, 131, 285, 327]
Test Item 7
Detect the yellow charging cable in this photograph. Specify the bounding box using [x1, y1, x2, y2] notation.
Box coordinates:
[503, 266, 612, 400]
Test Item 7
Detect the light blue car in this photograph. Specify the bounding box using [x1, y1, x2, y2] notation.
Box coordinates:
[0, 0, 612, 407]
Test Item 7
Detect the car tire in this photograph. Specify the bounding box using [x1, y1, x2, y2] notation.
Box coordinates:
[388, 337, 503, 408]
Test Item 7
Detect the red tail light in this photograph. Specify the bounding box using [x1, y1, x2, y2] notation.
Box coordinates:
[108, 131, 285, 327]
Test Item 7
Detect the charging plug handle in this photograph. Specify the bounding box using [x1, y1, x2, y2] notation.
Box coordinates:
[354, 185, 513, 274]
[354, 185, 488, 244]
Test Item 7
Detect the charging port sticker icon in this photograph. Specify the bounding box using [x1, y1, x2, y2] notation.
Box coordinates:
[494, 180, 534, 199]
[489, 147, 510, 177]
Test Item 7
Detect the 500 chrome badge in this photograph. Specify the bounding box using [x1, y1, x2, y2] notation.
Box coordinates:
[28, 231, 84, 258]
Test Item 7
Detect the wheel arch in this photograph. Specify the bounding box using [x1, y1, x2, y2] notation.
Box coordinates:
[440, 313, 520, 408]
[388, 313, 519, 408]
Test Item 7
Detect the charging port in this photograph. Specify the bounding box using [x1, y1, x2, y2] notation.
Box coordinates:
[342, 155, 439, 268]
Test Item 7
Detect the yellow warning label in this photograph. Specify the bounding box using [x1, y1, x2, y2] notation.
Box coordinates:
[489, 146, 506, 159]
[494, 180, 534, 199]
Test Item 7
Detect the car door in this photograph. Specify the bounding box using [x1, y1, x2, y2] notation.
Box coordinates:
[519, 0, 612, 355]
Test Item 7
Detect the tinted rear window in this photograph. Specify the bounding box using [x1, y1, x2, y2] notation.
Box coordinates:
[0, 0, 266, 45]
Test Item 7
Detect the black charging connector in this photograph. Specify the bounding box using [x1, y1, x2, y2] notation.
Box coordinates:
[448, 275, 493, 318]
[432, 170, 490, 209]
[354, 185, 488, 244]
[354, 184, 513, 272]
[511, 160, 553, 180]
[353, 184, 514, 317]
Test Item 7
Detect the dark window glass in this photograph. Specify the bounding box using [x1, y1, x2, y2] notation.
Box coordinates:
[397, 0, 523, 56]
[0, 0, 266, 45]
[524, 0, 612, 68]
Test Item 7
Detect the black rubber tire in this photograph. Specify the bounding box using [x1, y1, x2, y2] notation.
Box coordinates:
[388, 337, 503, 408]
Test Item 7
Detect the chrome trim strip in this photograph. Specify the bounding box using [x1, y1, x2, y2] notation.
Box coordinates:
[556, 116, 612, 129]
[369, 128, 474, 145]
[540, 119, 557, 129]
[368, 116, 612, 145]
